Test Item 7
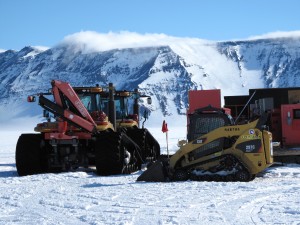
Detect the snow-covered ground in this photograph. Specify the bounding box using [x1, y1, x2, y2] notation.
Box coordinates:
[1, 126, 300, 225]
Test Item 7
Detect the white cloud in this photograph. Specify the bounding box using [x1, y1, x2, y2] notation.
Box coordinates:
[58, 31, 212, 53]
[32, 46, 49, 51]
[247, 30, 300, 40]
[57, 30, 300, 54]
[0, 49, 6, 53]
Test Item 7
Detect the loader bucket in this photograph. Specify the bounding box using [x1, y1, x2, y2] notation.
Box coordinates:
[137, 161, 168, 182]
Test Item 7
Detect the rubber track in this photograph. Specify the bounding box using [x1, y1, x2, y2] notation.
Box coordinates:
[172, 154, 253, 182]
[94, 131, 140, 176]
[125, 128, 160, 163]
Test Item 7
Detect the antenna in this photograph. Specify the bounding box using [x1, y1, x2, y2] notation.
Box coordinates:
[234, 90, 256, 124]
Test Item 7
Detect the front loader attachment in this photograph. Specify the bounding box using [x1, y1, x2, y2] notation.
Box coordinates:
[137, 161, 169, 182]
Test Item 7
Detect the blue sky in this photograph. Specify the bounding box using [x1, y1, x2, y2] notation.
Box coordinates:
[1, 0, 300, 50]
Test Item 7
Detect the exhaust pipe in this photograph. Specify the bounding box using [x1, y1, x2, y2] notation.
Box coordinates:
[133, 88, 139, 127]
[108, 83, 116, 130]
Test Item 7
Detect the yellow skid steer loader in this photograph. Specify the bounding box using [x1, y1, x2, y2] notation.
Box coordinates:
[137, 106, 273, 182]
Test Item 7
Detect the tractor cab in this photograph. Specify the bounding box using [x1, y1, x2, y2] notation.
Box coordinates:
[113, 91, 139, 127]
[74, 86, 105, 112]
[73, 86, 146, 130]
[187, 105, 234, 142]
[73, 86, 113, 130]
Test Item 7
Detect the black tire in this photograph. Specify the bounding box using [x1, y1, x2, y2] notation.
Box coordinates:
[94, 132, 140, 176]
[15, 134, 47, 176]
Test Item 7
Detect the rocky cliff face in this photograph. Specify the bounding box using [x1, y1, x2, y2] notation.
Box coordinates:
[217, 38, 300, 88]
[1, 36, 300, 121]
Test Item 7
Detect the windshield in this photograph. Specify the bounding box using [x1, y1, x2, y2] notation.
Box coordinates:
[78, 93, 101, 112]
[115, 97, 127, 119]
[78, 93, 130, 120]
[98, 97, 128, 119]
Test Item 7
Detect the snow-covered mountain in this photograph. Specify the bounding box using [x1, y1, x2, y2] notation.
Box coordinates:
[1, 32, 300, 124]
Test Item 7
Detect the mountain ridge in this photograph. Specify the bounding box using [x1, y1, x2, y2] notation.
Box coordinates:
[1, 35, 300, 123]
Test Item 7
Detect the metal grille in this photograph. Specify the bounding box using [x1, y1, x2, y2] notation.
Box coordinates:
[191, 117, 226, 141]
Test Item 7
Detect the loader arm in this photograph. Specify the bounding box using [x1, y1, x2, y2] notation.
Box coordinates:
[39, 80, 97, 133]
[39, 95, 97, 133]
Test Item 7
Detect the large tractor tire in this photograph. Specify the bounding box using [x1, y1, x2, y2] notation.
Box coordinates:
[15, 133, 47, 176]
[94, 131, 141, 176]
[126, 128, 160, 163]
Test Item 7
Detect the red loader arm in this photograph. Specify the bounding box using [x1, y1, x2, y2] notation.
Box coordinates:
[39, 80, 97, 133]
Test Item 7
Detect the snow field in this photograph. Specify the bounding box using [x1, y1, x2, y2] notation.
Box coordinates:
[1, 129, 300, 225]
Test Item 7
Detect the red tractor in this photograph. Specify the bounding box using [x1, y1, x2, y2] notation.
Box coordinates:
[16, 80, 160, 176]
